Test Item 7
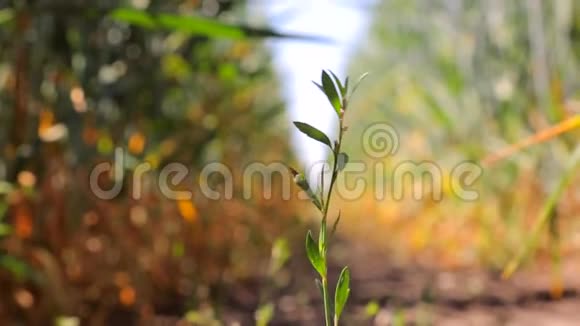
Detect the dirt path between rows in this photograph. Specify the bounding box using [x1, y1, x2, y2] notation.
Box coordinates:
[221, 242, 580, 325]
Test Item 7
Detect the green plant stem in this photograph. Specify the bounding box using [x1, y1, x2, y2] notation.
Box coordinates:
[319, 114, 345, 326]
[321, 276, 332, 326]
[323, 115, 344, 217]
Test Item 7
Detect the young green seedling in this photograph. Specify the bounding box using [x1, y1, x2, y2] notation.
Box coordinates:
[289, 70, 367, 326]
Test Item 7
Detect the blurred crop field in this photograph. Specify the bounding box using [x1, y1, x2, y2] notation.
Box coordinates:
[343, 0, 580, 268]
[0, 0, 579, 325]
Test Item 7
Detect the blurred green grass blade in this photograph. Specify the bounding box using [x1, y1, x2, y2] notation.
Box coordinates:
[420, 88, 455, 134]
[110, 8, 331, 41]
[0, 256, 32, 281]
[110, 8, 243, 38]
[436, 57, 464, 95]
[503, 144, 580, 278]
[350, 72, 369, 97]
[157, 13, 244, 39]
[110, 8, 157, 28]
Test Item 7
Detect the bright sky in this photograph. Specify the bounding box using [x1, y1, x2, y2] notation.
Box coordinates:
[249, 0, 374, 168]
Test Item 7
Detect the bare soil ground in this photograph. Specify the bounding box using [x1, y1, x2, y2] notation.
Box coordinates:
[217, 242, 580, 326]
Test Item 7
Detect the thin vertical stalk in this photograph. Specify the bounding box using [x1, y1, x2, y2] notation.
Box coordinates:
[319, 107, 345, 326]
[321, 276, 331, 326]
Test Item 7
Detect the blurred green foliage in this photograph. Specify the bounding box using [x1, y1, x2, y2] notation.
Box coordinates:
[0, 0, 305, 324]
[346, 0, 580, 268]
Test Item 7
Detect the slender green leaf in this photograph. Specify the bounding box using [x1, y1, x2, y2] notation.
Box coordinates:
[110, 8, 331, 41]
[350, 72, 369, 97]
[306, 231, 326, 277]
[110, 8, 157, 28]
[321, 71, 342, 115]
[157, 13, 244, 39]
[309, 194, 323, 211]
[293, 121, 332, 148]
[312, 81, 325, 93]
[331, 211, 342, 237]
[334, 266, 351, 321]
[337, 152, 349, 172]
[330, 71, 346, 97]
[420, 87, 455, 134]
